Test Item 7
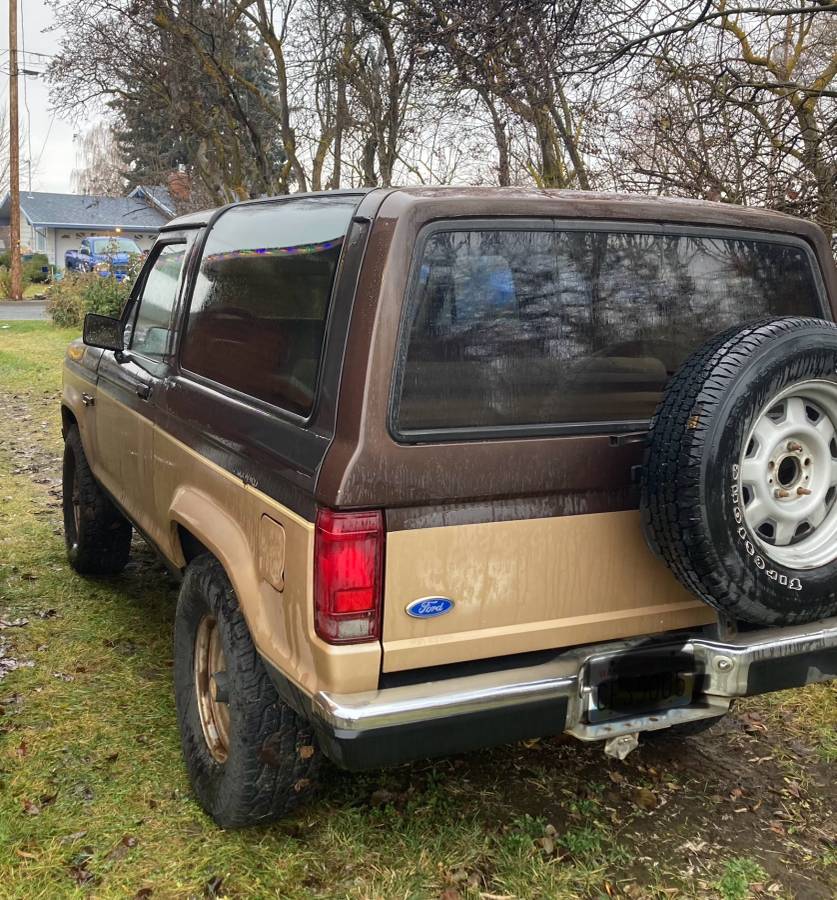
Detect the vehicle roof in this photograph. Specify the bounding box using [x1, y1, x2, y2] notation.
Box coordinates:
[161, 185, 825, 241]
[161, 188, 374, 231]
[379, 186, 822, 238]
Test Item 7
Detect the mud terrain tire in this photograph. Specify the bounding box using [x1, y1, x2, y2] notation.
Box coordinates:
[174, 555, 320, 828]
[62, 425, 132, 575]
[642, 317, 837, 626]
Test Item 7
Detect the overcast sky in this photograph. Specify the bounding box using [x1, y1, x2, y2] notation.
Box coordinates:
[2, 0, 84, 194]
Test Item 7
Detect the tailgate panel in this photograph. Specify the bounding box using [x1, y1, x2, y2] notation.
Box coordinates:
[382, 510, 715, 672]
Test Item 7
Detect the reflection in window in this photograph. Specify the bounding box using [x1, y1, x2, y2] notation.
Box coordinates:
[398, 230, 822, 431]
[130, 243, 189, 359]
[181, 197, 358, 414]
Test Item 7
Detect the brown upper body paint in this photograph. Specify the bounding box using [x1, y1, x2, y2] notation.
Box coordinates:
[62, 188, 837, 693]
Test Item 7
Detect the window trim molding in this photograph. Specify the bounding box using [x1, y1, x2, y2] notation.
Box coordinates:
[174, 194, 364, 425]
[388, 218, 830, 445]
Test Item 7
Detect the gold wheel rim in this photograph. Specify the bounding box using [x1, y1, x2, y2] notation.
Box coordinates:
[194, 615, 230, 763]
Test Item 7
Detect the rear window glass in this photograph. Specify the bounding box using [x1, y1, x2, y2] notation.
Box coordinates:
[181, 196, 358, 415]
[395, 229, 823, 434]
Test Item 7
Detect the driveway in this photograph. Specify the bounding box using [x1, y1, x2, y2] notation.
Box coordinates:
[0, 300, 48, 320]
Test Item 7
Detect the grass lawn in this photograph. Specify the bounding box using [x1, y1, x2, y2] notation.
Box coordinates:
[0, 322, 835, 899]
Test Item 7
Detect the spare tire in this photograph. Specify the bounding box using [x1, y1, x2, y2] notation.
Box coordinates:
[642, 317, 837, 626]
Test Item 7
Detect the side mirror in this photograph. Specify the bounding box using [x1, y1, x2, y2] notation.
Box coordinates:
[83, 313, 124, 352]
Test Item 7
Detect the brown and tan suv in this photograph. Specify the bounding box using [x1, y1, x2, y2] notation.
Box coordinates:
[61, 188, 837, 828]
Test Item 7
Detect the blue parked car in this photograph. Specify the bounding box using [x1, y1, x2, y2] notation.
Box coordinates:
[65, 236, 142, 281]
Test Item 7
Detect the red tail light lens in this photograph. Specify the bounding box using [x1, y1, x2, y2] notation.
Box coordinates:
[314, 508, 384, 644]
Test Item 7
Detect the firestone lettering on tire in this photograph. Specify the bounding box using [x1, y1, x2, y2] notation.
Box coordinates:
[731, 465, 802, 590]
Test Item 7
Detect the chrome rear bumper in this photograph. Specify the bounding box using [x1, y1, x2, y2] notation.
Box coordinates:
[311, 616, 837, 743]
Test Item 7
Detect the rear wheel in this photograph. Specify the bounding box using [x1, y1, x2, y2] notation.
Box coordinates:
[173, 555, 320, 828]
[62, 425, 131, 575]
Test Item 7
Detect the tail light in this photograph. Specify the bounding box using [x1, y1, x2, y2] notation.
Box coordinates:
[314, 508, 384, 644]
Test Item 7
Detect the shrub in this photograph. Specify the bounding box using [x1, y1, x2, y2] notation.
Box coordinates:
[83, 271, 132, 319]
[0, 252, 52, 284]
[46, 271, 133, 328]
[45, 275, 88, 328]
[24, 253, 51, 284]
[0, 266, 10, 300]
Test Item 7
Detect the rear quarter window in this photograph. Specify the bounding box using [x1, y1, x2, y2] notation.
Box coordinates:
[394, 227, 825, 436]
[180, 196, 358, 415]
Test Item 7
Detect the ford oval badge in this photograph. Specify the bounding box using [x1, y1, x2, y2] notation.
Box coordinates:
[406, 597, 454, 619]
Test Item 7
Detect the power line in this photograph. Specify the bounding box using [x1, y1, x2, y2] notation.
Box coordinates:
[32, 111, 56, 182]
[0, 47, 54, 58]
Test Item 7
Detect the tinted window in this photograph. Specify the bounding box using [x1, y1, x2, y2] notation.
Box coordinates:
[396, 229, 823, 433]
[130, 242, 190, 359]
[180, 197, 357, 414]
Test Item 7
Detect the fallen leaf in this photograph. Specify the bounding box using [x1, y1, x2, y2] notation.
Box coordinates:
[537, 835, 555, 855]
[15, 848, 38, 860]
[298, 744, 315, 760]
[608, 770, 624, 784]
[634, 787, 658, 810]
[22, 800, 40, 816]
[69, 864, 97, 887]
[0, 618, 28, 629]
[60, 830, 88, 844]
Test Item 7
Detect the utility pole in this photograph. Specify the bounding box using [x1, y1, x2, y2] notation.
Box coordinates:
[8, 0, 21, 300]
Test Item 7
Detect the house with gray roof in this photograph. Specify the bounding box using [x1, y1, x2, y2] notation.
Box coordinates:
[0, 188, 174, 268]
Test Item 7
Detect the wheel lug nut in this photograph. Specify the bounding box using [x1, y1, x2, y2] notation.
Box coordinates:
[787, 441, 803, 452]
[797, 486, 812, 495]
[774, 488, 790, 498]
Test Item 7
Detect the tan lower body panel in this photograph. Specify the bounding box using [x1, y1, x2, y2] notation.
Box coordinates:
[64, 384, 382, 697]
[150, 428, 382, 696]
[382, 510, 716, 672]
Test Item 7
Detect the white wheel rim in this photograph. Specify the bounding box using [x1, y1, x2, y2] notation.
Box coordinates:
[738, 379, 837, 570]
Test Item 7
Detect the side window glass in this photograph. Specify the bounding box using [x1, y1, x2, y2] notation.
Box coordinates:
[129, 242, 190, 359]
[180, 196, 357, 415]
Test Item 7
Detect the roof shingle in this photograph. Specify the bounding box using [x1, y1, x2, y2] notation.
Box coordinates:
[8, 191, 169, 230]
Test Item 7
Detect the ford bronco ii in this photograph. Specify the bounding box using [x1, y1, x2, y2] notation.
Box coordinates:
[61, 188, 837, 827]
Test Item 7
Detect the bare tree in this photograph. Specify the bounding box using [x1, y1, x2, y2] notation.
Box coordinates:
[593, 1, 837, 235]
[71, 123, 127, 195]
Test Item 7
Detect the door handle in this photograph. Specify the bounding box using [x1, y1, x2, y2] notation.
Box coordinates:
[136, 383, 152, 401]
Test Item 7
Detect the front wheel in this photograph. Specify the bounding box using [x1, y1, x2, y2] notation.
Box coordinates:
[62, 426, 131, 575]
[173, 555, 320, 828]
